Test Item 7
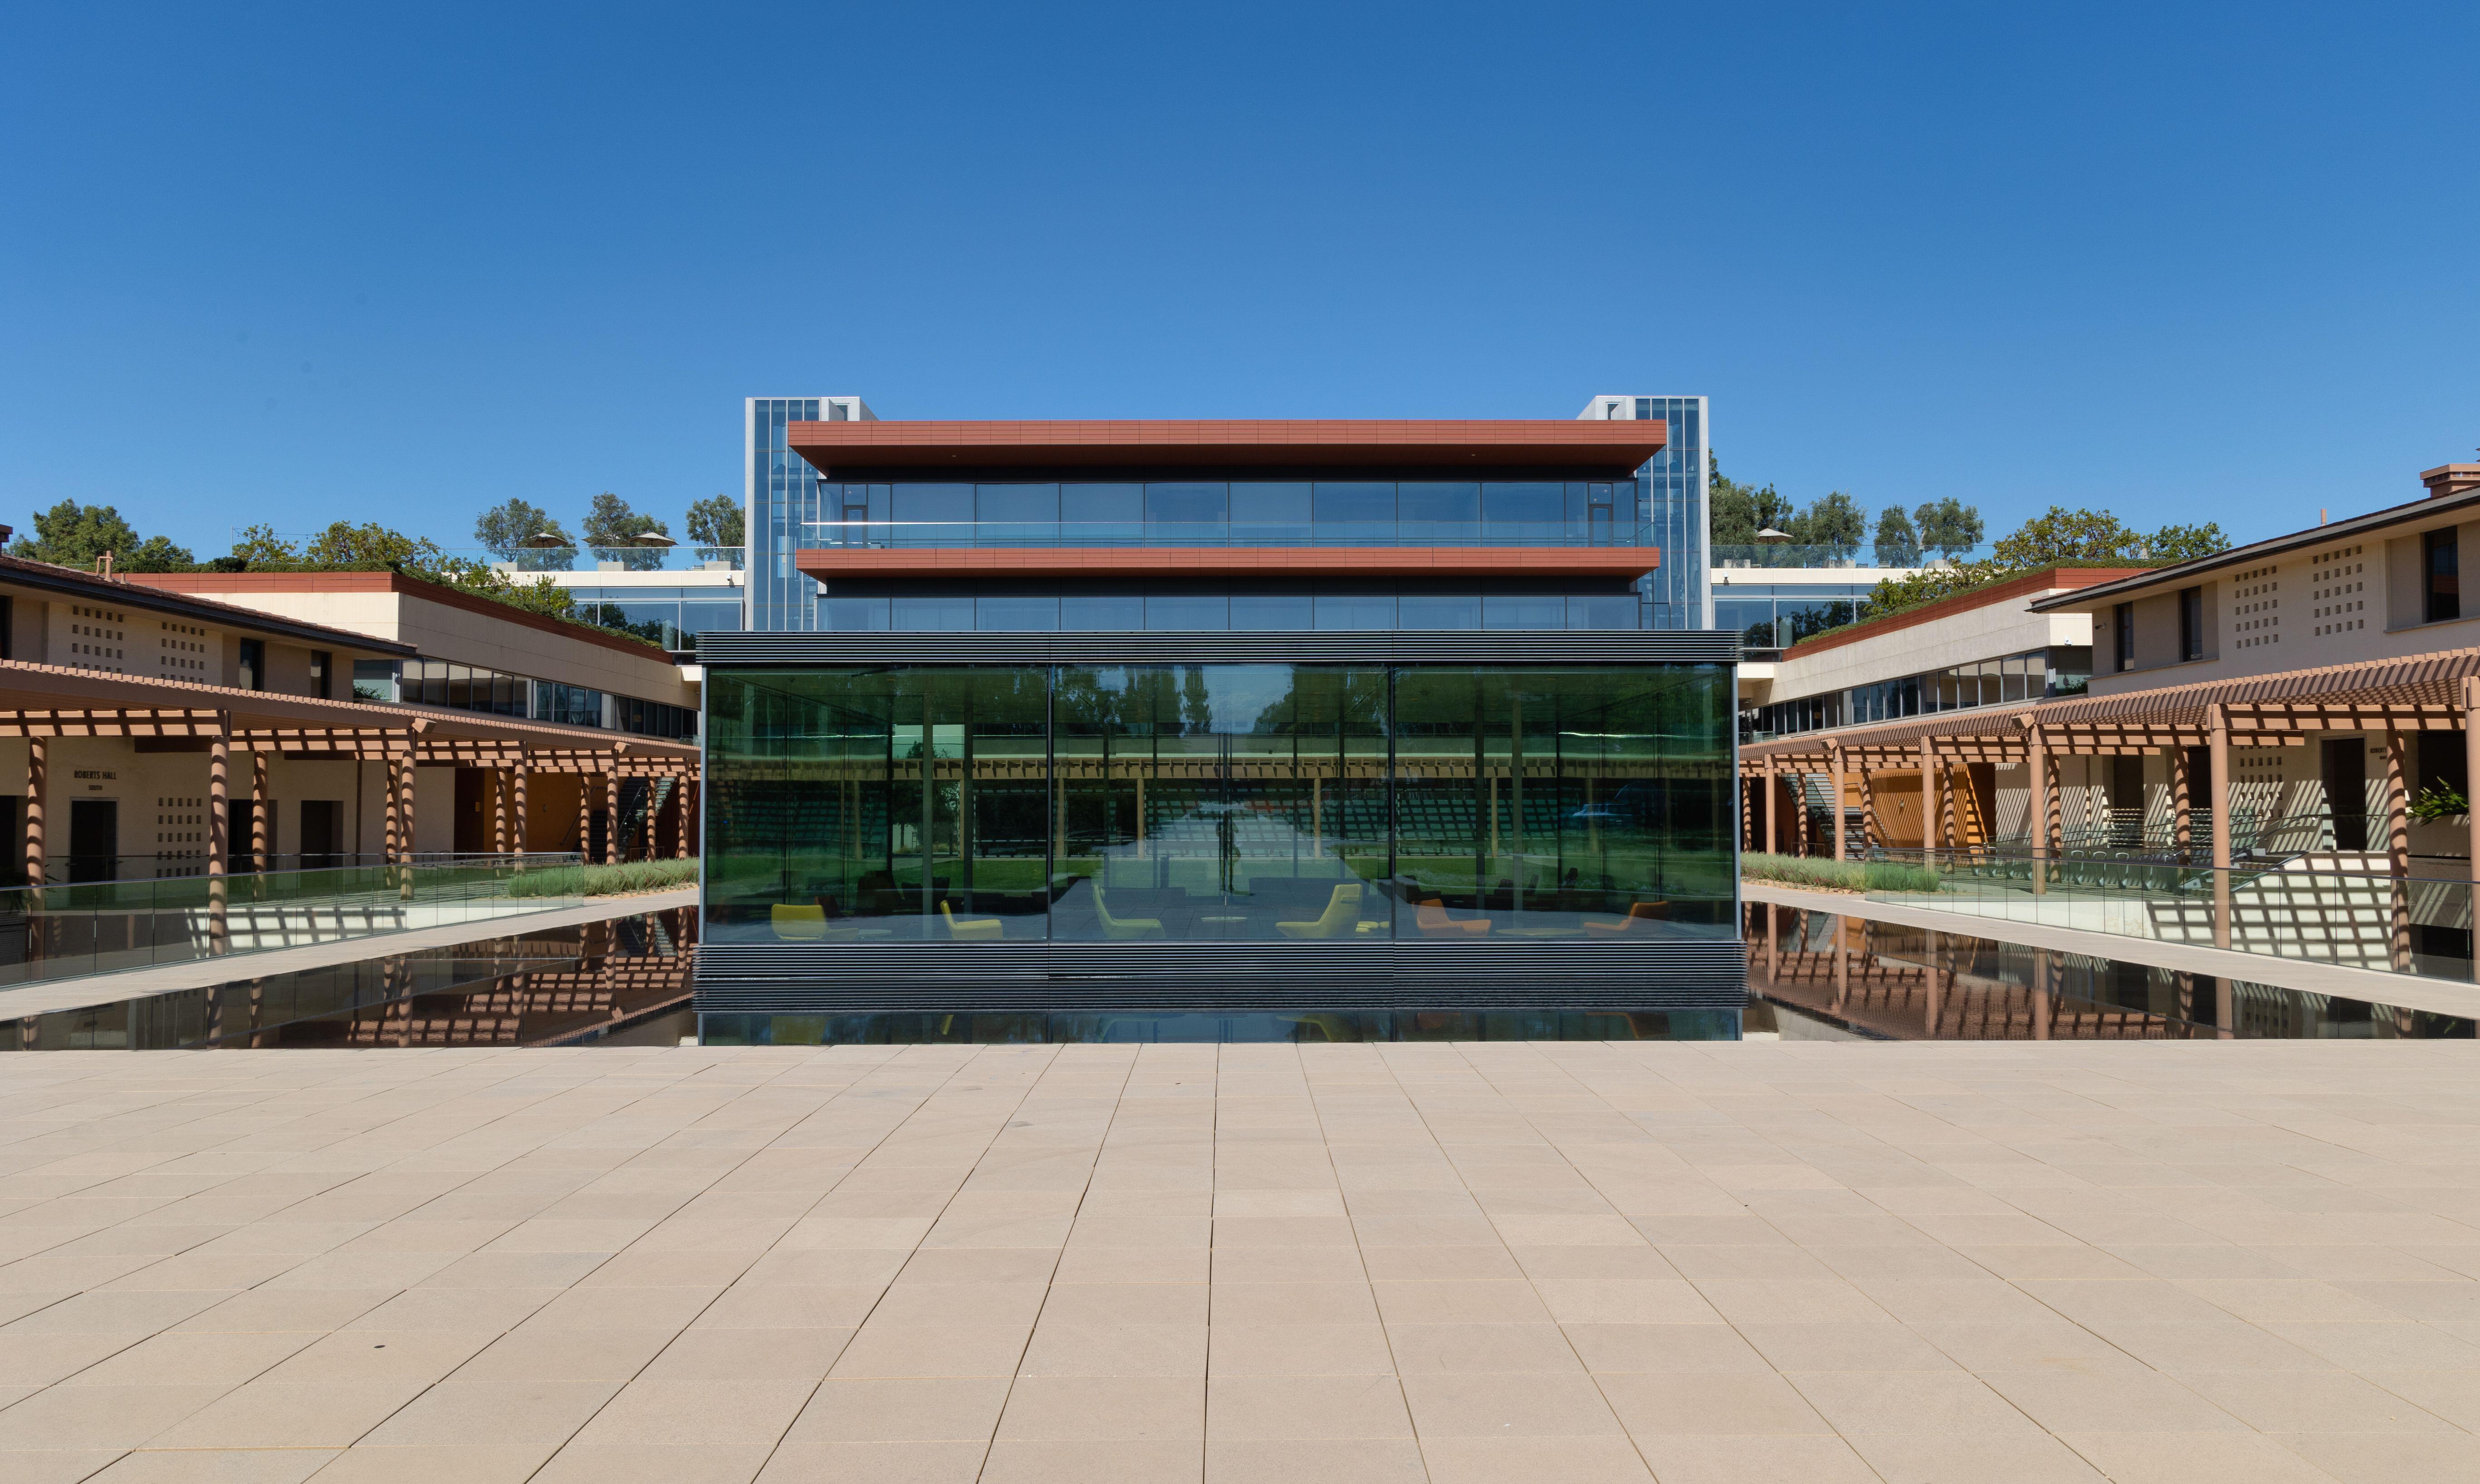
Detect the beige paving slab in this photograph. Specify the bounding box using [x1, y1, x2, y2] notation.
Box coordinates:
[12, 1041, 2480, 1480]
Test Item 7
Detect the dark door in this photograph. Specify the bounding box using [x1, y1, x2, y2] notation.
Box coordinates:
[68, 799, 118, 883]
[454, 768, 487, 855]
[2107, 756, 2144, 846]
[2322, 739, 2368, 851]
[300, 801, 342, 871]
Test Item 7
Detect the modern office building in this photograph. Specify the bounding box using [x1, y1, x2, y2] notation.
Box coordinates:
[1578, 394, 1710, 629]
[695, 414, 1744, 1042]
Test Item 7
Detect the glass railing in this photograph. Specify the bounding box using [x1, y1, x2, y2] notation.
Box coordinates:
[458, 546, 745, 574]
[1711, 544, 1997, 570]
[794, 520, 1658, 550]
[1856, 845, 2477, 984]
[0, 853, 588, 990]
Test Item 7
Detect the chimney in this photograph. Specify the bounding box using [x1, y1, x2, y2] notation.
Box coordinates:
[2422, 464, 2480, 500]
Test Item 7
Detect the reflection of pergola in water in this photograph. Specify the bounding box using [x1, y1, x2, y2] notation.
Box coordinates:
[757, 745, 1724, 890]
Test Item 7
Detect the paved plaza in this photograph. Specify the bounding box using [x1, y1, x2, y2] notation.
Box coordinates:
[6, 1042, 2480, 1482]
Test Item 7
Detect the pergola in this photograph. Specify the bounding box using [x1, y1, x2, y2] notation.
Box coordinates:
[0, 659, 702, 890]
[1739, 645, 2480, 956]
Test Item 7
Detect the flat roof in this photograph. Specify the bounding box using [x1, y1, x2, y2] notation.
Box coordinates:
[786, 418, 1667, 478]
[0, 555, 418, 657]
[795, 545, 1658, 582]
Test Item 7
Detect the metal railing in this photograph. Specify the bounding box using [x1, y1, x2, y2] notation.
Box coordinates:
[1857, 844, 2476, 984]
[794, 520, 1659, 551]
[464, 546, 744, 573]
[0, 853, 587, 990]
[1711, 544, 1996, 570]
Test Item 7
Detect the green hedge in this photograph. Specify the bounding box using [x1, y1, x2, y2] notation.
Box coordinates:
[505, 858, 700, 899]
[1741, 852, 1941, 893]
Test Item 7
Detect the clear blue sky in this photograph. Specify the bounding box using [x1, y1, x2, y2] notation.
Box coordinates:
[3, 2, 2475, 558]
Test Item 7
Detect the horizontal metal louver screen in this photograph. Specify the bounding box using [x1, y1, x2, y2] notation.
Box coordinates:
[695, 630, 1742, 667]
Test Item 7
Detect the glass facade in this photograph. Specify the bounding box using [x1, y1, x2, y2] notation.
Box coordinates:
[351, 659, 700, 740]
[1582, 394, 1706, 629]
[1711, 582, 1881, 650]
[705, 663, 1733, 946]
[1743, 645, 2095, 741]
[748, 396, 867, 633]
[569, 586, 748, 652]
[815, 585, 1647, 633]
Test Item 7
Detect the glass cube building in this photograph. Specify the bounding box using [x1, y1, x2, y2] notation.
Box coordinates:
[701, 415, 1744, 1040]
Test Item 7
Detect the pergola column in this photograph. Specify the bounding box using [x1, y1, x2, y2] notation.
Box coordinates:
[491, 767, 509, 855]
[1923, 927, 1942, 1036]
[24, 737, 45, 888]
[250, 750, 269, 873]
[2209, 704, 2232, 951]
[383, 755, 402, 863]
[1833, 912, 1849, 1011]
[1830, 745, 1848, 863]
[673, 774, 692, 859]
[1793, 769, 1812, 856]
[2467, 676, 2480, 982]
[2170, 743, 2193, 864]
[2385, 729, 2413, 972]
[2030, 725, 2053, 895]
[207, 717, 230, 957]
[1921, 738, 1941, 857]
[512, 753, 528, 858]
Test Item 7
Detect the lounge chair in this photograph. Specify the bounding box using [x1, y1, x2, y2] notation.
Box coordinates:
[1276, 883, 1364, 940]
[939, 901, 1006, 941]
[1092, 885, 1165, 940]
[1417, 897, 1492, 937]
[1583, 900, 1669, 937]
[770, 904, 856, 942]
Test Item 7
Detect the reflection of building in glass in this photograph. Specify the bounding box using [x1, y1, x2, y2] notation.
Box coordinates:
[694, 414, 1745, 1036]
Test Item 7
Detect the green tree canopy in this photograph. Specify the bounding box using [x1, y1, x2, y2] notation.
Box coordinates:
[1913, 498, 1986, 558]
[1788, 490, 1866, 559]
[475, 498, 571, 557]
[685, 493, 743, 548]
[1872, 506, 1920, 567]
[1707, 454, 1796, 547]
[1858, 507, 2237, 631]
[582, 492, 668, 547]
[11, 500, 195, 572]
[2148, 521, 2233, 562]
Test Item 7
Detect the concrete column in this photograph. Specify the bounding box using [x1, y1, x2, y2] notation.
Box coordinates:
[24, 737, 46, 888]
[2209, 706, 2232, 951]
[207, 722, 230, 957]
[2386, 729, 2414, 972]
[2170, 743, 2193, 864]
[1831, 746, 1847, 863]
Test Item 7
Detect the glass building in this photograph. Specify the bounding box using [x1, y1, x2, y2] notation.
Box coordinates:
[1579, 394, 1709, 629]
[748, 396, 874, 633]
[700, 415, 1744, 1039]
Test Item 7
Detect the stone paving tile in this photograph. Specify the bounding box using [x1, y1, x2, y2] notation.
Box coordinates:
[11, 1042, 2480, 1479]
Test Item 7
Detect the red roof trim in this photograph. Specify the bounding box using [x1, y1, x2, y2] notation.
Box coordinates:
[1774, 568, 2148, 661]
[786, 419, 1666, 474]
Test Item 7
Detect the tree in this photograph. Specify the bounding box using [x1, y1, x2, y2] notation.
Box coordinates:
[1989, 506, 2148, 567]
[299, 522, 448, 570]
[1707, 454, 1796, 548]
[1789, 491, 1866, 560]
[1872, 506, 1921, 567]
[11, 500, 195, 572]
[475, 498, 572, 565]
[686, 493, 743, 549]
[582, 492, 668, 546]
[2148, 522, 2232, 563]
[1913, 498, 1985, 559]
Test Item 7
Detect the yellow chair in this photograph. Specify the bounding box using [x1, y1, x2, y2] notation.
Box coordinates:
[1583, 901, 1670, 937]
[940, 900, 1006, 941]
[1092, 885, 1164, 940]
[1277, 882, 1364, 939]
[771, 904, 846, 941]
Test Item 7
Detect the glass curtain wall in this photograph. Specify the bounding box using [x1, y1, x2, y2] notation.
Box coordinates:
[705, 664, 1732, 945]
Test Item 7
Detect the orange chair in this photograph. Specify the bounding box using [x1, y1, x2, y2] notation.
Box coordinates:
[1583, 901, 1669, 937]
[1417, 897, 1492, 937]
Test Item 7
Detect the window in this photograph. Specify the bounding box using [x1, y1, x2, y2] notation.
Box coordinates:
[237, 638, 265, 691]
[352, 659, 397, 702]
[2428, 528, 2461, 624]
[308, 649, 331, 700]
[2179, 587, 2203, 662]
[2115, 603, 2135, 672]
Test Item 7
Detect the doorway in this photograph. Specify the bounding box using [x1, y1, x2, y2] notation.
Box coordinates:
[2322, 739, 2369, 851]
[300, 800, 343, 871]
[2106, 756, 2144, 848]
[68, 799, 118, 883]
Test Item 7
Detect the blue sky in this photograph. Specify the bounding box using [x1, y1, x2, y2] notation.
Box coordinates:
[3, 2, 2475, 558]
